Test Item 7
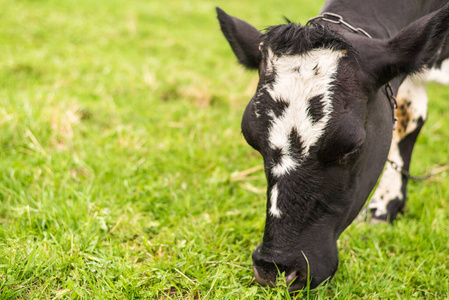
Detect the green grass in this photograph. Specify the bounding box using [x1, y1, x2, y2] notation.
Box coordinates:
[0, 0, 448, 298]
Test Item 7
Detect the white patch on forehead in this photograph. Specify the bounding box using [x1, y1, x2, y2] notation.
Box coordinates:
[269, 184, 281, 218]
[266, 48, 344, 177]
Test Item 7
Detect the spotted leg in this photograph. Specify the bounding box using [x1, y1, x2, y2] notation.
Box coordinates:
[366, 75, 428, 222]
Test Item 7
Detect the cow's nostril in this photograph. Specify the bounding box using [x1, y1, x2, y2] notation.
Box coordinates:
[287, 269, 308, 292]
[285, 270, 297, 286]
[253, 266, 264, 286]
[253, 265, 275, 287]
[286, 269, 307, 292]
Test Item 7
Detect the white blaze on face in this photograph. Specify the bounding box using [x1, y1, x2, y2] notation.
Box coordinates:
[269, 184, 281, 217]
[266, 48, 344, 178]
[264, 48, 344, 218]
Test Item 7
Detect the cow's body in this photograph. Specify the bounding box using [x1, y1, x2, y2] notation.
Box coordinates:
[367, 60, 449, 220]
[319, 0, 449, 222]
[217, 0, 449, 291]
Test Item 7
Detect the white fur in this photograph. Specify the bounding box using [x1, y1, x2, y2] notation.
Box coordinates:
[427, 59, 449, 85]
[271, 141, 299, 177]
[368, 74, 429, 217]
[368, 144, 404, 217]
[269, 184, 281, 217]
[266, 48, 343, 178]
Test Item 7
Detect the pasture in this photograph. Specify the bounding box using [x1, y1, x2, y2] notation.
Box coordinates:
[0, 0, 448, 298]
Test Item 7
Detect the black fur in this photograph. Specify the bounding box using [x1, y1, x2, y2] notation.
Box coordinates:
[263, 23, 353, 56]
[307, 94, 325, 123]
[217, 1, 449, 291]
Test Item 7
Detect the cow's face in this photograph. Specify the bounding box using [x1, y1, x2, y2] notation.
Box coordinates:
[217, 6, 449, 291]
[242, 24, 387, 290]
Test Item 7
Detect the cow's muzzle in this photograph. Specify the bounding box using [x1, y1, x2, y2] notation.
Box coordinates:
[252, 246, 307, 292]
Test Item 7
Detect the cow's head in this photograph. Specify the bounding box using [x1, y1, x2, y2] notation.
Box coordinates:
[216, 5, 449, 291]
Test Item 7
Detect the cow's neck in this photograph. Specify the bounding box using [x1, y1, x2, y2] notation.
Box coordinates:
[320, 0, 448, 38]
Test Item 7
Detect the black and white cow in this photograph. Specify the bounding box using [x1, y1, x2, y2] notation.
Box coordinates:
[217, 0, 449, 291]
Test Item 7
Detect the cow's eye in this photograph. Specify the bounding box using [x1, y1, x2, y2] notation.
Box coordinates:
[337, 144, 364, 164]
[319, 131, 365, 165]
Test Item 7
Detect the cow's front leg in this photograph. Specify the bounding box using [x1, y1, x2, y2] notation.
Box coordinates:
[367, 76, 428, 222]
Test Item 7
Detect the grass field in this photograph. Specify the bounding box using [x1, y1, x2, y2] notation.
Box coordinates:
[1, 0, 449, 298]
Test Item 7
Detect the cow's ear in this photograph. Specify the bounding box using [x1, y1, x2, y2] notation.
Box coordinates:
[216, 7, 262, 69]
[364, 3, 449, 87]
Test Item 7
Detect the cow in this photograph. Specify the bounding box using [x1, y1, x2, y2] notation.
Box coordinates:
[216, 0, 449, 292]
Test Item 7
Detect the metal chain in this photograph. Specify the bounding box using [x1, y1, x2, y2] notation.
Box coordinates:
[307, 12, 372, 38]
[384, 83, 399, 129]
[387, 159, 435, 182]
